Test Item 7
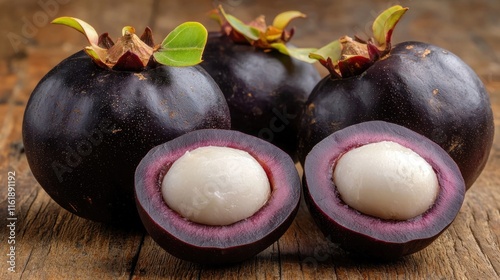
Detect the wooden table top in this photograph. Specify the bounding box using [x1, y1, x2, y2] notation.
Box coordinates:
[1, 0, 499, 279]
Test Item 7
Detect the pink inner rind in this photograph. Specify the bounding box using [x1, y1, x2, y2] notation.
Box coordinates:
[135, 129, 301, 262]
[304, 121, 465, 254]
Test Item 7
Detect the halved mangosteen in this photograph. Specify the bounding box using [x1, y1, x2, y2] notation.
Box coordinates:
[303, 121, 465, 259]
[299, 6, 494, 190]
[134, 129, 301, 264]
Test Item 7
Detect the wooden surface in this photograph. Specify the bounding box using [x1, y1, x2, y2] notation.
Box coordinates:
[1, 0, 499, 279]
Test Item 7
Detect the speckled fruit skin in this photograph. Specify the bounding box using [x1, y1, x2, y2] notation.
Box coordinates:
[298, 41, 494, 189]
[303, 121, 465, 259]
[22, 51, 230, 225]
[201, 32, 321, 157]
[135, 129, 301, 265]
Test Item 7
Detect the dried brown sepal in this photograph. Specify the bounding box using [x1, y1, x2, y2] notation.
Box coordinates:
[112, 51, 145, 71]
[98, 33, 115, 49]
[210, 6, 316, 62]
[310, 5, 409, 78]
[140, 27, 155, 48]
[319, 57, 341, 79]
[338, 56, 373, 78]
[52, 17, 208, 70]
[105, 26, 154, 71]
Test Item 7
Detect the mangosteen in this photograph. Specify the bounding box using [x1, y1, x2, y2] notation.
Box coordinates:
[22, 18, 230, 225]
[298, 5, 494, 189]
[135, 129, 301, 264]
[303, 121, 465, 259]
[200, 7, 321, 157]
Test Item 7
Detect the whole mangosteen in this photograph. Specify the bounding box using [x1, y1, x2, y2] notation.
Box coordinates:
[22, 18, 230, 225]
[201, 7, 321, 157]
[298, 5, 494, 189]
[303, 121, 465, 259]
[135, 129, 301, 264]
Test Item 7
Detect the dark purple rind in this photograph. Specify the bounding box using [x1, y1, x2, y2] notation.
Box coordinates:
[201, 32, 321, 157]
[134, 129, 301, 265]
[298, 41, 494, 189]
[303, 121, 465, 259]
[22, 51, 230, 225]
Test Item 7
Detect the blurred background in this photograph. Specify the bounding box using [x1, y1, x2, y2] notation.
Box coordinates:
[1, 0, 499, 82]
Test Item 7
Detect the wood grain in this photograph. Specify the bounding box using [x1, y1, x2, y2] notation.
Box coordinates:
[1, 0, 499, 279]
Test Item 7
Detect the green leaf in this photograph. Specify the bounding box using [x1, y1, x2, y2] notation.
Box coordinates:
[309, 39, 341, 62]
[52, 17, 100, 46]
[226, 14, 261, 40]
[272, 11, 305, 30]
[153, 22, 208, 67]
[52, 16, 108, 65]
[84, 47, 103, 63]
[270, 43, 317, 63]
[372, 5, 408, 48]
[219, 6, 260, 41]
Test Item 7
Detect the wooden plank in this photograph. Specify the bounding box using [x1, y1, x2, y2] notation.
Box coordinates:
[1, 0, 500, 279]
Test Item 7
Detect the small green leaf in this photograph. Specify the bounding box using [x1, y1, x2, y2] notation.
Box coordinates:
[153, 22, 208, 67]
[219, 6, 260, 41]
[52, 17, 100, 46]
[372, 5, 408, 48]
[84, 46, 102, 62]
[309, 39, 342, 62]
[226, 14, 261, 40]
[52, 16, 108, 65]
[272, 11, 305, 30]
[270, 43, 317, 63]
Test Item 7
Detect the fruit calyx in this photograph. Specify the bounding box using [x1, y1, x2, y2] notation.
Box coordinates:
[210, 6, 317, 63]
[52, 17, 208, 71]
[310, 5, 408, 79]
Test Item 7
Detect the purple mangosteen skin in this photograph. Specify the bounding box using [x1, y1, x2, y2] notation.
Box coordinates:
[201, 32, 321, 157]
[298, 41, 494, 189]
[135, 129, 301, 265]
[303, 121, 466, 259]
[22, 51, 231, 224]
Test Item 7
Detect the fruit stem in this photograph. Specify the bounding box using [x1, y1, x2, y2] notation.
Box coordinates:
[52, 17, 208, 71]
[308, 5, 408, 78]
[211, 6, 317, 63]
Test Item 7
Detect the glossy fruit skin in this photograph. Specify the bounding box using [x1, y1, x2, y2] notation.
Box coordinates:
[298, 41, 494, 189]
[135, 129, 301, 265]
[201, 32, 321, 157]
[22, 51, 230, 225]
[304, 121, 465, 259]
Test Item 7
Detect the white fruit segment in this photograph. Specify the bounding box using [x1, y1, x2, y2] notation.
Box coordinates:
[161, 146, 271, 226]
[333, 141, 439, 220]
